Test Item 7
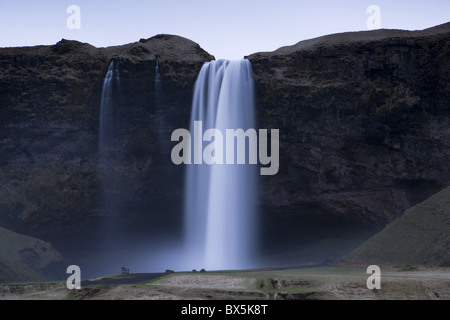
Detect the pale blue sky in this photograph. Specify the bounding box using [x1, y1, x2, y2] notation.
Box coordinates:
[0, 0, 449, 59]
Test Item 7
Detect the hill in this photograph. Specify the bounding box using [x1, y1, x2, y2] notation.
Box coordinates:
[0, 226, 64, 283]
[344, 187, 450, 267]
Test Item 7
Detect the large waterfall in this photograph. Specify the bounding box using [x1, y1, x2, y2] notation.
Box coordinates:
[184, 59, 257, 270]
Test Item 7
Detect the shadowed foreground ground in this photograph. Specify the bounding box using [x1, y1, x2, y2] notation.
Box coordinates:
[1, 265, 449, 300]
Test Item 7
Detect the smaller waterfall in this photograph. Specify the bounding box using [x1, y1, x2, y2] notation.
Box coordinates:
[98, 59, 121, 224]
[154, 59, 163, 112]
[99, 60, 120, 154]
[155, 59, 162, 92]
[95, 59, 123, 275]
[153, 59, 171, 158]
[98, 60, 122, 230]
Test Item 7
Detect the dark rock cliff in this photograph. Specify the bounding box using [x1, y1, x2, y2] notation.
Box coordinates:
[247, 24, 450, 258]
[1, 24, 450, 266]
[0, 35, 214, 241]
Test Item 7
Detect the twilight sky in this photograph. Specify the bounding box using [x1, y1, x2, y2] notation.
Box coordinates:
[0, 0, 449, 59]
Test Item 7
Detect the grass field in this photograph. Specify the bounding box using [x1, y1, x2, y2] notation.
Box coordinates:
[1, 265, 449, 300]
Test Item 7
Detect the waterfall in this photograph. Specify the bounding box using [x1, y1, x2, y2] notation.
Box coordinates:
[155, 59, 162, 92]
[154, 59, 163, 115]
[184, 59, 257, 270]
[98, 60, 121, 242]
[153, 59, 171, 159]
[99, 60, 120, 155]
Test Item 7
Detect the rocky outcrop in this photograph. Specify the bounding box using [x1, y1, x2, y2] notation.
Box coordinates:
[0, 226, 64, 282]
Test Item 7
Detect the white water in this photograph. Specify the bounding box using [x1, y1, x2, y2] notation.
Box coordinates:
[184, 59, 257, 270]
[98, 60, 121, 239]
[99, 60, 120, 154]
[155, 59, 162, 91]
[154, 59, 163, 121]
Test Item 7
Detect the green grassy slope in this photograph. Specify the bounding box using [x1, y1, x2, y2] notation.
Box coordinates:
[344, 187, 450, 267]
[0, 226, 63, 283]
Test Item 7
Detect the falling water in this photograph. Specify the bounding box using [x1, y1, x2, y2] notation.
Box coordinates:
[99, 60, 120, 154]
[155, 59, 162, 92]
[98, 60, 121, 248]
[153, 59, 171, 159]
[154, 59, 163, 117]
[184, 59, 257, 270]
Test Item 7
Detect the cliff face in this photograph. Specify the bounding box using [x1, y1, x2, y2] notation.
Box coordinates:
[0, 35, 214, 239]
[1, 25, 450, 265]
[248, 24, 450, 243]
